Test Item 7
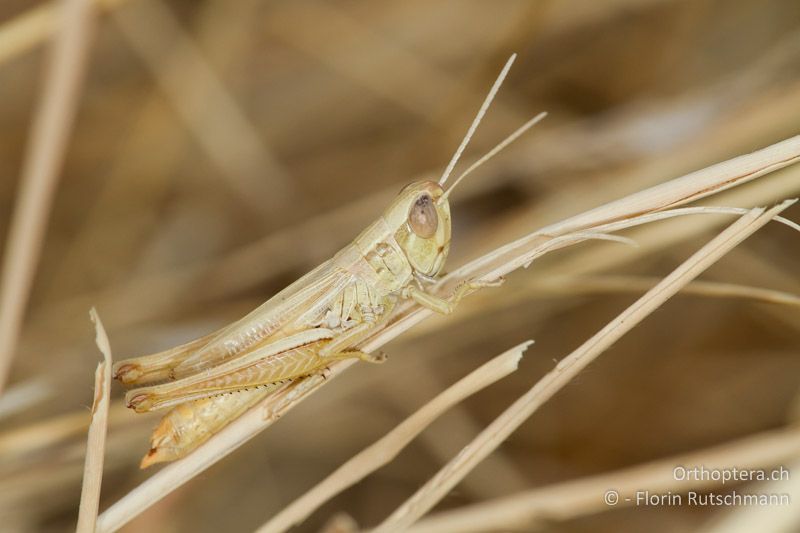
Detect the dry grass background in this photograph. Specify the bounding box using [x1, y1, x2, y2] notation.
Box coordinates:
[1, 0, 799, 532]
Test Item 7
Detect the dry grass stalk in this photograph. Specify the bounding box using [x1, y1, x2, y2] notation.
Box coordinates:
[370, 201, 795, 532]
[408, 425, 800, 533]
[517, 275, 800, 307]
[257, 341, 532, 533]
[76, 309, 112, 533]
[263, 1, 468, 121]
[468, 135, 800, 273]
[96, 134, 799, 531]
[0, 378, 50, 420]
[0, 3, 53, 65]
[420, 273, 800, 349]
[0, 0, 124, 65]
[0, 401, 131, 460]
[419, 272, 800, 344]
[0, 0, 95, 394]
[40, 0, 266, 304]
[700, 458, 800, 533]
[320, 513, 360, 533]
[545, 165, 800, 280]
[111, 0, 294, 218]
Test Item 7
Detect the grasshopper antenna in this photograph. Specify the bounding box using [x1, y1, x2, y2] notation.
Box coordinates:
[438, 54, 517, 187]
[440, 111, 547, 201]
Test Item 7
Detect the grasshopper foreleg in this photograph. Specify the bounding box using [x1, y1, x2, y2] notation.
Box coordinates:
[403, 277, 504, 314]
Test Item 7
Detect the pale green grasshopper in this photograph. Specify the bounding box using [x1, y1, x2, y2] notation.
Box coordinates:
[113, 55, 546, 467]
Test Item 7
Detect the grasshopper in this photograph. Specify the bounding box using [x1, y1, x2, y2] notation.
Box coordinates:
[114, 55, 545, 468]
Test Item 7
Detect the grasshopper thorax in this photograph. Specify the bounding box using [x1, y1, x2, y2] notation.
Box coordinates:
[387, 180, 452, 279]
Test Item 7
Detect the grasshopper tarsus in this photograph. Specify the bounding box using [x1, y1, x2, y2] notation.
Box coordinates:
[361, 350, 388, 364]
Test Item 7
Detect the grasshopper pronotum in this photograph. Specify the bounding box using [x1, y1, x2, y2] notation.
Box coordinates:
[114, 55, 545, 468]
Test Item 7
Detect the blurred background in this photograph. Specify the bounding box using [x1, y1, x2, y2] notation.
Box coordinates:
[1, 0, 799, 531]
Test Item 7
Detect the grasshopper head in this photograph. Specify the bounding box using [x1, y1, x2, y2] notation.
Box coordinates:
[380, 58, 544, 281]
[388, 180, 451, 279]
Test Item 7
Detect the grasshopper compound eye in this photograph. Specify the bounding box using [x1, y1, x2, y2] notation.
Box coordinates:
[408, 194, 438, 238]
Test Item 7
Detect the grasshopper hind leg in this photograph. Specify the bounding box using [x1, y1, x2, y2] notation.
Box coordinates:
[126, 341, 386, 413]
[113, 329, 222, 385]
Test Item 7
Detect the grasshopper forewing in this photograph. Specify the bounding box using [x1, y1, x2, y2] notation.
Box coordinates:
[114, 54, 547, 467]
